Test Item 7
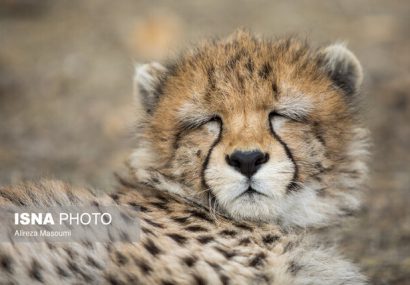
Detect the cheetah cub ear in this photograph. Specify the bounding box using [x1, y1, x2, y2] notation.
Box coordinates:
[133, 62, 167, 115]
[319, 43, 363, 97]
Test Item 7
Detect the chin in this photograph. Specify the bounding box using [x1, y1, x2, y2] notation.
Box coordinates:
[219, 193, 279, 222]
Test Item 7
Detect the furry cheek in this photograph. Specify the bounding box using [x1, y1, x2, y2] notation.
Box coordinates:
[251, 160, 295, 198]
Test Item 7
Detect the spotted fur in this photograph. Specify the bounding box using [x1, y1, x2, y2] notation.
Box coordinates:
[0, 179, 365, 284]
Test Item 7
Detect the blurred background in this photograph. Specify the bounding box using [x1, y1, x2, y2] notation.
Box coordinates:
[0, 0, 409, 283]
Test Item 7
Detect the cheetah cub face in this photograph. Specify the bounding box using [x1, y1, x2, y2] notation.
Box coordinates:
[130, 31, 368, 228]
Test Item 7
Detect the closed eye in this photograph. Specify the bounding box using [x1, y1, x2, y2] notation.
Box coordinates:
[178, 115, 221, 131]
[269, 111, 306, 123]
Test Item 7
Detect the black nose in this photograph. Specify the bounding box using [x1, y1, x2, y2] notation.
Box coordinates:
[226, 151, 269, 178]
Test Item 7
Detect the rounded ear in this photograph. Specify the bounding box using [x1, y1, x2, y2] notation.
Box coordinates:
[133, 62, 167, 114]
[318, 43, 363, 97]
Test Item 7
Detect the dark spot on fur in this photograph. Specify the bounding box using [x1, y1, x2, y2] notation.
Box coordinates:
[340, 207, 356, 217]
[67, 261, 81, 274]
[185, 225, 207, 232]
[173, 130, 184, 150]
[316, 187, 327, 197]
[219, 229, 237, 237]
[287, 182, 301, 192]
[193, 274, 207, 285]
[133, 258, 152, 274]
[227, 52, 242, 69]
[120, 231, 131, 242]
[66, 189, 79, 203]
[109, 193, 119, 202]
[161, 281, 176, 285]
[272, 81, 279, 100]
[55, 265, 69, 277]
[239, 237, 251, 245]
[82, 240, 94, 249]
[0, 254, 13, 273]
[314, 162, 327, 175]
[183, 256, 197, 267]
[141, 226, 154, 235]
[290, 47, 306, 64]
[196, 150, 202, 157]
[106, 274, 125, 285]
[115, 252, 129, 265]
[206, 261, 221, 271]
[249, 252, 266, 267]
[139, 205, 149, 212]
[214, 246, 236, 259]
[312, 122, 326, 145]
[256, 273, 271, 283]
[171, 216, 190, 224]
[166, 61, 179, 77]
[234, 223, 253, 231]
[150, 201, 169, 210]
[288, 261, 302, 275]
[263, 234, 280, 244]
[284, 242, 295, 253]
[272, 81, 278, 93]
[207, 66, 216, 91]
[167, 233, 188, 245]
[245, 58, 254, 74]
[237, 73, 245, 90]
[187, 209, 213, 223]
[128, 201, 149, 212]
[106, 243, 113, 252]
[282, 38, 292, 51]
[143, 239, 162, 256]
[29, 259, 43, 282]
[259, 62, 272, 79]
[220, 274, 230, 285]
[126, 274, 140, 283]
[86, 256, 103, 269]
[197, 235, 214, 244]
[143, 218, 164, 228]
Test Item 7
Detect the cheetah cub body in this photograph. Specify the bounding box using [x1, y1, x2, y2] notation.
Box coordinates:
[0, 31, 368, 284]
[0, 180, 365, 284]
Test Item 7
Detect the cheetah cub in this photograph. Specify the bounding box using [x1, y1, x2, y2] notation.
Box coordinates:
[0, 31, 368, 284]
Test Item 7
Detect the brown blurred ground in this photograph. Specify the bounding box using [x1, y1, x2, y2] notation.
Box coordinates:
[0, 1, 409, 284]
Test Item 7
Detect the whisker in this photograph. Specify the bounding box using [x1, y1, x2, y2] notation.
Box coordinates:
[208, 191, 220, 223]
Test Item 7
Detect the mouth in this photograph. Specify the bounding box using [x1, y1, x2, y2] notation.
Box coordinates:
[238, 187, 268, 199]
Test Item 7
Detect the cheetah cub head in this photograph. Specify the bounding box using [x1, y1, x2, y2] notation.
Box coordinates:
[130, 31, 368, 228]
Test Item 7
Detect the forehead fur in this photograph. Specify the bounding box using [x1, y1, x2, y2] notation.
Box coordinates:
[151, 31, 349, 127]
